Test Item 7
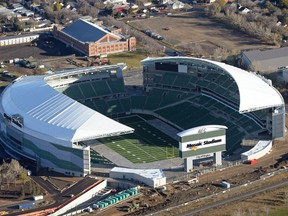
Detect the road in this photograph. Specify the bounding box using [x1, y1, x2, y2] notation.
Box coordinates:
[146, 177, 288, 216]
[180, 179, 288, 216]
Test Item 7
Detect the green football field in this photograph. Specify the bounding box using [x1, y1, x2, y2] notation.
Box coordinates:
[98, 115, 179, 163]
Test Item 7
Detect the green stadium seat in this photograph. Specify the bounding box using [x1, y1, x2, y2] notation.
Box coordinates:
[106, 79, 125, 94]
[144, 89, 164, 110]
[93, 99, 109, 114]
[83, 100, 97, 110]
[153, 75, 162, 84]
[79, 83, 97, 98]
[159, 90, 191, 107]
[91, 80, 112, 96]
[131, 96, 146, 109]
[173, 75, 191, 87]
[119, 98, 131, 113]
[106, 100, 124, 115]
[196, 79, 210, 88]
[161, 73, 177, 85]
[62, 84, 85, 100]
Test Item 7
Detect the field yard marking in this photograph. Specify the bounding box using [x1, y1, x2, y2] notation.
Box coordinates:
[117, 115, 178, 160]
[133, 130, 173, 155]
[129, 121, 178, 156]
[113, 136, 159, 161]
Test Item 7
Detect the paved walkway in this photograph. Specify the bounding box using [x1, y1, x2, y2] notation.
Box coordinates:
[91, 144, 183, 169]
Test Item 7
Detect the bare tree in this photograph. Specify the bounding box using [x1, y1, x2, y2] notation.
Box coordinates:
[263, 205, 270, 216]
[212, 47, 229, 61]
[10, 159, 23, 176]
[248, 208, 256, 216]
[232, 207, 244, 216]
[284, 191, 288, 204]
[6, 172, 15, 189]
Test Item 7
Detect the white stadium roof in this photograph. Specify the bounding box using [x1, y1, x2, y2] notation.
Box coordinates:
[141, 57, 284, 113]
[1, 75, 133, 145]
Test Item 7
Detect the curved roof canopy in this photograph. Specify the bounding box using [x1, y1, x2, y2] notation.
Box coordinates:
[141, 57, 284, 112]
[177, 125, 228, 137]
[1, 74, 133, 145]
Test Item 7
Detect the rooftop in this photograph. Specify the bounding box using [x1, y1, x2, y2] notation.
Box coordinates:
[111, 167, 166, 180]
[0, 66, 134, 146]
[0, 33, 39, 41]
[61, 19, 121, 43]
[141, 57, 284, 113]
[243, 47, 288, 62]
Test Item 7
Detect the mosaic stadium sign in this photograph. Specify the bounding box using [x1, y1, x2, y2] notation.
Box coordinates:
[177, 125, 227, 158]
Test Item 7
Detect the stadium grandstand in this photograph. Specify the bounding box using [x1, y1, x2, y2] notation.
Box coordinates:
[0, 57, 285, 176]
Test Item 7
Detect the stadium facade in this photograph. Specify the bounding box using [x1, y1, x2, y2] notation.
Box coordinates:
[0, 57, 285, 176]
[0, 65, 134, 177]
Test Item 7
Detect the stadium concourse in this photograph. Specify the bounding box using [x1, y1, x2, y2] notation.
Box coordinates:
[0, 57, 285, 176]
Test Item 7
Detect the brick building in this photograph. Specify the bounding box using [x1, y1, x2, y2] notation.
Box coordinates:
[53, 19, 136, 57]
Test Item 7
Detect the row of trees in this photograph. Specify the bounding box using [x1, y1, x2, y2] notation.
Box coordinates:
[208, 0, 288, 46]
[0, 159, 29, 189]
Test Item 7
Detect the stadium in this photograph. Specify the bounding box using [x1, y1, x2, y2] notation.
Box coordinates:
[0, 57, 285, 176]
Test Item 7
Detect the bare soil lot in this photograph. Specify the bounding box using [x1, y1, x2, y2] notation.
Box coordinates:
[130, 10, 273, 55]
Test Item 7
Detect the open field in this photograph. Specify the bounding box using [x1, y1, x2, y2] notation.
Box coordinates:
[129, 10, 274, 55]
[98, 115, 179, 163]
[108, 49, 150, 69]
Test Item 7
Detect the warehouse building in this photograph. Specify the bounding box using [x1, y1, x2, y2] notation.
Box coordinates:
[241, 47, 288, 73]
[53, 19, 136, 57]
[0, 34, 39, 46]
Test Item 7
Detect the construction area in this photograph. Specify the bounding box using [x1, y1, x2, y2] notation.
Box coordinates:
[85, 137, 288, 216]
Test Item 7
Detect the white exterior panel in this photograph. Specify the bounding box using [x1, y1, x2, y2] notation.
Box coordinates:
[141, 57, 284, 112]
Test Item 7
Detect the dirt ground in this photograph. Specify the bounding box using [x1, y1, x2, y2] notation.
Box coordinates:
[130, 9, 273, 55]
[200, 185, 288, 216]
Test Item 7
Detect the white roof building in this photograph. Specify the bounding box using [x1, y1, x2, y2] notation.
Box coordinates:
[0, 70, 134, 147]
[141, 57, 284, 113]
[110, 167, 166, 188]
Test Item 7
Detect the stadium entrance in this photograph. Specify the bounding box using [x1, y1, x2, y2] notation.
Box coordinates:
[177, 125, 227, 172]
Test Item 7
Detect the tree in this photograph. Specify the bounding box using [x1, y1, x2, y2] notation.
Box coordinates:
[19, 171, 29, 184]
[280, 0, 288, 9]
[283, 191, 288, 204]
[54, 2, 62, 11]
[209, 2, 221, 16]
[28, 180, 33, 195]
[10, 159, 22, 176]
[263, 205, 270, 216]
[6, 172, 15, 189]
[20, 186, 25, 198]
[265, 1, 278, 14]
[212, 47, 229, 61]
[217, 0, 228, 10]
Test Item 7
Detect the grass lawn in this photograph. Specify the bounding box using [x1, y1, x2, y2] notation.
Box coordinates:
[108, 47, 164, 69]
[98, 115, 179, 163]
[108, 50, 148, 69]
[270, 206, 288, 216]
